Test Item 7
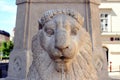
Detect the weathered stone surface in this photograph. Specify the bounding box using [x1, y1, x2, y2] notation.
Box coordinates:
[6, 0, 109, 80]
[27, 9, 98, 80]
[89, 2, 109, 80]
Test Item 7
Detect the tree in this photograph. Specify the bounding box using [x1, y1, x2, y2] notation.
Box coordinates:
[0, 41, 14, 59]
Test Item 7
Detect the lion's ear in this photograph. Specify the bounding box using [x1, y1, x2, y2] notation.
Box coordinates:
[38, 19, 43, 30]
[31, 34, 38, 53]
[31, 33, 41, 54]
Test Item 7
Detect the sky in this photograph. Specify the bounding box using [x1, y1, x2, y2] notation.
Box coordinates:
[0, 0, 17, 35]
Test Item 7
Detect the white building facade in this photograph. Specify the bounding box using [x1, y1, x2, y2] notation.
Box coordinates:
[99, 0, 120, 72]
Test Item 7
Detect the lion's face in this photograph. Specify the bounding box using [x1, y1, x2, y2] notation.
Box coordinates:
[28, 10, 98, 80]
[39, 14, 83, 72]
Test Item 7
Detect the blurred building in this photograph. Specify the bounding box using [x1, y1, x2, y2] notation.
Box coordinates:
[10, 27, 15, 42]
[0, 30, 10, 43]
[100, 0, 120, 72]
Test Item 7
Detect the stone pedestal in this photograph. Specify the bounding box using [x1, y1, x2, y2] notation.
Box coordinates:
[6, 0, 109, 80]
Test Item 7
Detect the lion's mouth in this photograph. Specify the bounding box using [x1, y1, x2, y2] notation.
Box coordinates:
[54, 55, 72, 72]
[60, 56, 65, 60]
[54, 55, 71, 64]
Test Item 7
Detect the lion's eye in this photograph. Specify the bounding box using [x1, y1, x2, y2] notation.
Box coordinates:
[71, 28, 79, 35]
[45, 28, 54, 36]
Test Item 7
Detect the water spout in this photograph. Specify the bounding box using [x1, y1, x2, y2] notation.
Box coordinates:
[61, 61, 65, 80]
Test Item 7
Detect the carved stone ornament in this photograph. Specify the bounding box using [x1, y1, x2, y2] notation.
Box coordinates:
[27, 9, 98, 80]
[13, 56, 22, 73]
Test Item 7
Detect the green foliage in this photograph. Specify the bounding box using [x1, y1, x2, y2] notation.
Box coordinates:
[0, 41, 14, 58]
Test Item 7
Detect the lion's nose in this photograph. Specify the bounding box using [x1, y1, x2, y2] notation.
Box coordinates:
[55, 30, 70, 51]
[55, 46, 69, 51]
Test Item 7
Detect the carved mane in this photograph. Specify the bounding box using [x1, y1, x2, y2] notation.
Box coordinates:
[27, 9, 98, 80]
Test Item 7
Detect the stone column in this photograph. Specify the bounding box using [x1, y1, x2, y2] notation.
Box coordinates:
[6, 0, 108, 80]
[88, 0, 109, 80]
[6, 1, 32, 80]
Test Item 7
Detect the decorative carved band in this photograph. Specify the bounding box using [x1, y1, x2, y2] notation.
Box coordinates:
[16, 0, 100, 5]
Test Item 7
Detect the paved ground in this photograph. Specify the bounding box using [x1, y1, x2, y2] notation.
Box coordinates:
[0, 78, 5, 80]
[109, 72, 120, 80]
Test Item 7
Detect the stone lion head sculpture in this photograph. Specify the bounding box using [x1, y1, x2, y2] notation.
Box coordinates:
[27, 9, 98, 80]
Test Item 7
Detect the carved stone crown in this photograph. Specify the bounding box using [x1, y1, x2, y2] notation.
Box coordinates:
[39, 9, 84, 29]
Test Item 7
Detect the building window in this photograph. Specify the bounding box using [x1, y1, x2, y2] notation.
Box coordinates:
[100, 13, 110, 32]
